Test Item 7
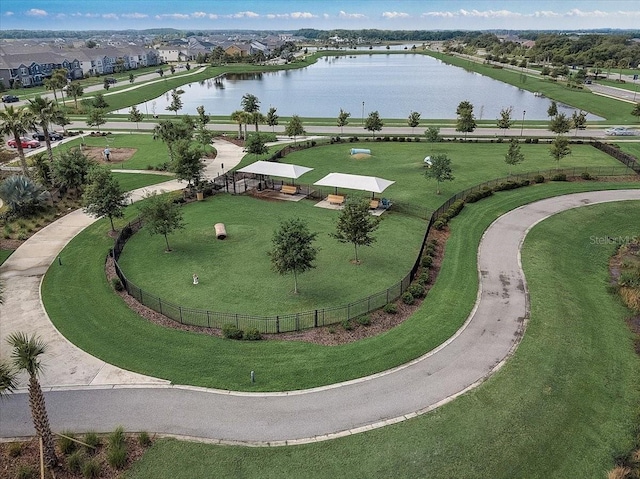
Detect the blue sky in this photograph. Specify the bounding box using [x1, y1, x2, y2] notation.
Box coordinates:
[1, 1, 639, 31]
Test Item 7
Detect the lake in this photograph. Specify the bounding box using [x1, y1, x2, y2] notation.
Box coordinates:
[121, 54, 592, 121]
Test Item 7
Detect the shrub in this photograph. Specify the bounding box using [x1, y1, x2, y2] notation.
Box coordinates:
[408, 284, 426, 298]
[429, 239, 438, 247]
[138, 431, 152, 447]
[401, 292, 415, 305]
[425, 243, 437, 255]
[533, 174, 545, 184]
[16, 465, 36, 479]
[356, 315, 371, 326]
[551, 173, 567, 181]
[67, 450, 85, 473]
[465, 187, 493, 203]
[8, 442, 23, 457]
[493, 181, 519, 192]
[107, 444, 128, 469]
[421, 255, 433, 268]
[243, 328, 262, 341]
[83, 431, 101, 452]
[58, 430, 77, 455]
[108, 426, 125, 449]
[417, 272, 430, 286]
[328, 326, 336, 334]
[222, 324, 244, 340]
[619, 271, 640, 288]
[341, 319, 353, 331]
[433, 218, 447, 230]
[111, 277, 124, 292]
[581, 171, 595, 180]
[383, 303, 397, 314]
[82, 458, 101, 478]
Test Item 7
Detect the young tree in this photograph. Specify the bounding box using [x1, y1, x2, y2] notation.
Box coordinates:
[424, 126, 441, 142]
[407, 111, 421, 132]
[504, 138, 525, 175]
[549, 113, 572, 135]
[550, 135, 571, 168]
[165, 88, 184, 115]
[128, 105, 144, 130]
[455, 102, 476, 138]
[103, 78, 111, 91]
[364, 110, 383, 138]
[139, 192, 185, 252]
[424, 153, 454, 194]
[153, 119, 193, 161]
[157, 69, 164, 77]
[86, 108, 106, 132]
[571, 110, 587, 135]
[65, 82, 84, 110]
[82, 167, 130, 231]
[331, 198, 380, 264]
[196, 105, 210, 127]
[269, 217, 318, 294]
[241, 93, 261, 131]
[496, 106, 514, 135]
[6, 332, 58, 468]
[631, 103, 640, 122]
[170, 65, 176, 74]
[337, 108, 350, 133]
[285, 115, 305, 145]
[266, 107, 279, 132]
[245, 133, 269, 156]
[0, 105, 35, 177]
[52, 147, 94, 196]
[92, 93, 109, 109]
[547, 101, 558, 118]
[170, 139, 205, 186]
[129, 73, 135, 83]
[230, 110, 246, 139]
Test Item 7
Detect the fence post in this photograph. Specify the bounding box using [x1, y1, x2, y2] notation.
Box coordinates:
[314, 310, 318, 328]
[235, 314, 238, 328]
[179, 306, 183, 324]
[207, 310, 211, 327]
[296, 314, 300, 331]
[276, 316, 280, 333]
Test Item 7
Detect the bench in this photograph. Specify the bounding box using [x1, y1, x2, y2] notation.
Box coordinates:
[369, 199, 380, 210]
[328, 194, 345, 205]
[281, 185, 298, 195]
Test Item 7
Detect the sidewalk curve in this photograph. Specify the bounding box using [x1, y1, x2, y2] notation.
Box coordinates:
[1, 187, 639, 444]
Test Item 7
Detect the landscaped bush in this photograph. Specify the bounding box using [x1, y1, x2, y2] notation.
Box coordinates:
[465, 187, 493, 203]
[8, 442, 23, 457]
[111, 277, 124, 292]
[16, 465, 36, 479]
[401, 292, 415, 305]
[433, 218, 447, 230]
[341, 319, 353, 331]
[408, 284, 426, 298]
[58, 430, 77, 455]
[421, 255, 433, 268]
[222, 324, 244, 340]
[243, 328, 262, 341]
[108, 426, 125, 449]
[533, 174, 545, 184]
[581, 171, 595, 180]
[425, 243, 437, 255]
[83, 431, 101, 452]
[356, 315, 371, 326]
[82, 458, 101, 478]
[107, 444, 128, 469]
[383, 303, 397, 314]
[138, 431, 152, 447]
[417, 272, 430, 286]
[67, 450, 85, 473]
[551, 173, 567, 181]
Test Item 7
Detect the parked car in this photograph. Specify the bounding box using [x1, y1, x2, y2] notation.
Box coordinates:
[1, 94, 19, 103]
[32, 131, 63, 141]
[605, 126, 636, 136]
[7, 137, 41, 149]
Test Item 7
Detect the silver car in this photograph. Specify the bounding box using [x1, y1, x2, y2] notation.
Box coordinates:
[605, 127, 636, 136]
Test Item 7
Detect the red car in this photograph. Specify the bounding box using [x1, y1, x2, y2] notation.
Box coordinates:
[7, 137, 41, 149]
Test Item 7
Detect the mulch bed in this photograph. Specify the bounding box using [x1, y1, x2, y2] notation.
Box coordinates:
[82, 147, 137, 165]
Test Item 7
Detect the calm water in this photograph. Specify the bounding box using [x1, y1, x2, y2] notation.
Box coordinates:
[122, 54, 592, 120]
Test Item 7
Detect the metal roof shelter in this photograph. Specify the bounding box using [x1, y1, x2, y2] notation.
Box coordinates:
[313, 173, 395, 197]
[237, 161, 313, 179]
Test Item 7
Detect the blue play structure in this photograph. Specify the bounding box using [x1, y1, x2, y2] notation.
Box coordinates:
[350, 148, 371, 155]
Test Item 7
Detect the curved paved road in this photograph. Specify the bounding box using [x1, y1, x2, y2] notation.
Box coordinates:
[2, 190, 639, 444]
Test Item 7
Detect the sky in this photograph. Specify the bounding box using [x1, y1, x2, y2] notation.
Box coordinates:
[1, 0, 639, 31]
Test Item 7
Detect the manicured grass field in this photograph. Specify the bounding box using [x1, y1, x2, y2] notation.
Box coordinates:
[0, 249, 13, 265]
[125, 195, 640, 479]
[615, 142, 640, 160]
[118, 194, 425, 314]
[42, 181, 640, 392]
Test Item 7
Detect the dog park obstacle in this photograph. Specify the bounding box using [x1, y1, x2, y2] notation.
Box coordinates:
[215, 223, 227, 239]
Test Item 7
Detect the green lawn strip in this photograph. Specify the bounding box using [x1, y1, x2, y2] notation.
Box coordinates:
[42, 181, 639, 391]
[110, 173, 175, 191]
[117, 194, 425, 315]
[425, 52, 635, 123]
[125, 199, 640, 479]
[615, 142, 640, 159]
[596, 79, 640, 93]
[0, 249, 14, 265]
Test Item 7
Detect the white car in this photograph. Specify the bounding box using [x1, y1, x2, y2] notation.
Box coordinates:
[605, 127, 636, 136]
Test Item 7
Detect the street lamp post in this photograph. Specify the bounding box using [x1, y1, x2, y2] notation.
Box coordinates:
[362, 101, 365, 126]
[520, 110, 526, 137]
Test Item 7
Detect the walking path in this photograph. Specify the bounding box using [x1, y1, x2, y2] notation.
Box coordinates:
[2, 188, 639, 443]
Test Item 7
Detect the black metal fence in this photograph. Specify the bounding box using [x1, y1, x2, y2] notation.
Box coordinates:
[112, 145, 638, 333]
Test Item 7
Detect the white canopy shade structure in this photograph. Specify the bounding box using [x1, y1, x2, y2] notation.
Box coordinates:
[313, 173, 395, 197]
[237, 161, 313, 180]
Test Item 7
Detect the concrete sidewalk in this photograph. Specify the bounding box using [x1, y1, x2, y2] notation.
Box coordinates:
[3, 190, 639, 443]
[0, 139, 244, 387]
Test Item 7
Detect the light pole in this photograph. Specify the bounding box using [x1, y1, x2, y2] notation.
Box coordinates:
[520, 110, 526, 137]
[362, 101, 365, 126]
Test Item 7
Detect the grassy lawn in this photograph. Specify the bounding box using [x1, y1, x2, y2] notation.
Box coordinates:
[125, 196, 640, 479]
[615, 142, 640, 160]
[118, 194, 425, 315]
[425, 52, 636, 124]
[42, 180, 640, 392]
[0, 249, 13, 265]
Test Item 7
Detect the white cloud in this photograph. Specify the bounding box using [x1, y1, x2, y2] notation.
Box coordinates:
[291, 12, 314, 19]
[323, 13, 330, 20]
[208, 14, 219, 19]
[230, 11, 260, 19]
[121, 13, 148, 19]
[382, 11, 409, 19]
[26, 8, 47, 17]
[266, 12, 315, 20]
[102, 13, 118, 20]
[155, 13, 191, 20]
[421, 8, 640, 22]
[5, 11, 14, 16]
[192, 12, 207, 18]
[338, 10, 366, 19]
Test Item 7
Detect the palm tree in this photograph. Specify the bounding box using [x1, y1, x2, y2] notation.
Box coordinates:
[65, 82, 84, 110]
[230, 110, 245, 139]
[7, 332, 58, 468]
[27, 96, 61, 162]
[0, 105, 35, 177]
[241, 93, 261, 131]
[0, 362, 17, 399]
